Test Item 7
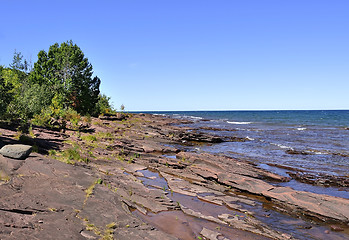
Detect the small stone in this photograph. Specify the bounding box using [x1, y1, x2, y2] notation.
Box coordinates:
[0, 144, 32, 159]
[324, 230, 330, 234]
[330, 225, 344, 231]
[80, 230, 97, 239]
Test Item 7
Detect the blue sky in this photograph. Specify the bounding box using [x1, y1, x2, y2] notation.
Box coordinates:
[1, 0, 348, 111]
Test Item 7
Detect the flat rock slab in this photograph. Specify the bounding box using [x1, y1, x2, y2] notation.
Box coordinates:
[219, 172, 349, 223]
[263, 187, 349, 223]
[200, 227, 228, 240]
[0, 144, 32, 159]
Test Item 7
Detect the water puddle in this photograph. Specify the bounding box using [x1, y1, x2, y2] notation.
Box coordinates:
[162, 154, 177, 159]
[137, 169, 169, 190]
[170, 192, 247, 219]
[133, 169, 349, 240]
[237, 192, 349, 239]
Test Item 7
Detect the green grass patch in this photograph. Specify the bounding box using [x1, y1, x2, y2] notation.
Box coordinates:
[63, 147, 81, 161]
[48, 149, 57, 156]
[96, 131, 114, 139]
[51, 145, 88, 165]
[81, 134, 97, 142]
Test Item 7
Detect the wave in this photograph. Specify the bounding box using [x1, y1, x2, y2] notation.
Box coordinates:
[189, 116, 203, 120]
[297, 127, 307, 131]
[270, 142, 293, 150]
[246, 136, 255, 141]
[227, 121, 252, 125]
[309, 150, 327, 155]
[172, 114, 204, 121]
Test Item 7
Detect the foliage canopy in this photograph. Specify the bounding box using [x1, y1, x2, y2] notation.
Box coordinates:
[29, 40, 101, 115]
[0, 41, 115, 126]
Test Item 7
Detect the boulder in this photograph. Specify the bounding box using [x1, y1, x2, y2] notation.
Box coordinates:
[0, 144, 32, 160]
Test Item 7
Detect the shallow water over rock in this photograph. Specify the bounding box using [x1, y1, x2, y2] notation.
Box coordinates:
[258, 163, 349, 199]
[133, 168, 349, 240]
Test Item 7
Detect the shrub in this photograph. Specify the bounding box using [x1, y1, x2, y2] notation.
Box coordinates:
[63, 147, 81, 161]
[32, 107, 54, 128]
[95, 94, 114, 115]
[15, 83, 53, 119]
[61, 108, 81, 129]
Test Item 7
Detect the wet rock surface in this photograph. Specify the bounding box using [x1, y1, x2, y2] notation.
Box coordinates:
[288, 172, 349, 188]
[0, 114, 348, 239]
[198, 126, 237, 132]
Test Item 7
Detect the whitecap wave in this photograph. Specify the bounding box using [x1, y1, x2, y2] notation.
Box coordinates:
[270, 142, 293, 150]
[308, 150, 327, 155]
[227, 121, 252, 125]
[297, 127, 307, 131]
[313, 151, 325, 155]
[246, 136, 255, 141]
[189, 116, 203, 120]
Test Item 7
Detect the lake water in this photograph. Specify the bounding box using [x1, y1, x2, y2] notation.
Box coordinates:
[143, 110, 349, 198]
[150, 110, 349, 175]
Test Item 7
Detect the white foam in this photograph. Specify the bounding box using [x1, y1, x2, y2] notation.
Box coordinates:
[227, 121, 252, 125]
[309, 150, 327, 155]
[297, 127, 307, 131]
[314, 151, 325, 155]
[246, 136, 255, 141]
[270, 142, 293, 150]
[189, 116, 203, 120]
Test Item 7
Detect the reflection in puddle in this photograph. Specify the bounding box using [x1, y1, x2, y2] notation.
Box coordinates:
[137, 169, 169, 190]
[163, 154, 177, 159]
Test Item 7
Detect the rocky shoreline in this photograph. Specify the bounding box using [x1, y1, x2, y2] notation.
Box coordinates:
[0, 113, 348, 239]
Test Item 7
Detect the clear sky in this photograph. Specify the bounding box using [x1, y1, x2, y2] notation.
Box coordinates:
[1, 0, 348, 111]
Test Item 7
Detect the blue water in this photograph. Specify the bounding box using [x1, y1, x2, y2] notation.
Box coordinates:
[140, 110, 349, 198]
[152, 110, 349, 128]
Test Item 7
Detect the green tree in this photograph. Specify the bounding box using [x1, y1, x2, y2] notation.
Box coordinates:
[0, 67, 23, 118]
[16, 83, 54, 119]
[0, 66, 14, 118]
[29, 40, 101, 115]
[120, 104, 125, 112]
[10, 50, 25, 71]
[0, 51, 33, 120]
[95, 94, 114, 114]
